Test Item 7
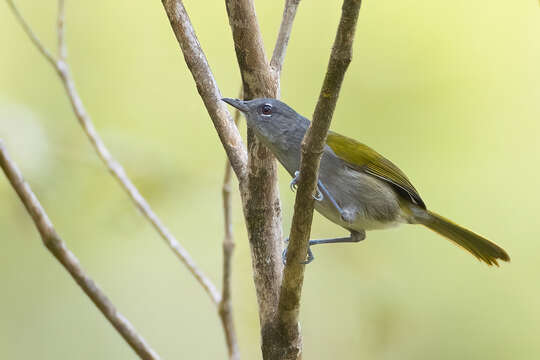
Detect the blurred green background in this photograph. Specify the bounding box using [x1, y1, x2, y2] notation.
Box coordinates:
[1, 0, 539, 359]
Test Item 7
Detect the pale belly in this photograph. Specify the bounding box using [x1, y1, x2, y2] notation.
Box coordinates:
[313, 156, 410, 232]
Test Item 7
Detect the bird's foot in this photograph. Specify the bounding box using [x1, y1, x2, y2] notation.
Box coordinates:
[289, 171, 300, 192]
[282, 238, 315, 265]
[289, 171, 324, 201]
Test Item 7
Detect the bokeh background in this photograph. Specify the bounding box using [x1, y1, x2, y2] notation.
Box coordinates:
[1, 0, 539, 359]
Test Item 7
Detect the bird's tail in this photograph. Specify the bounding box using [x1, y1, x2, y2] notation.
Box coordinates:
[414, 210, 510, 266]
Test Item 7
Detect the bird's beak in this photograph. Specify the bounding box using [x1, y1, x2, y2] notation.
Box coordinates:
[221, 98, 249, 112]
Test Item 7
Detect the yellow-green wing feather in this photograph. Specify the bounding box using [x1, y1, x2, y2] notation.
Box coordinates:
[326, 131, 426, 209]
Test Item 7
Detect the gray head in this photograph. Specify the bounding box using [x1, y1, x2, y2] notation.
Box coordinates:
[221, 98, 310, 153]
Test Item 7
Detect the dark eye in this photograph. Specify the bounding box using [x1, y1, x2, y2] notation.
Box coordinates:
[261, 104, 272, 116]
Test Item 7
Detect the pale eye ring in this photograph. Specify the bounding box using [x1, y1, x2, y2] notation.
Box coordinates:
[261, 104, 272, 116]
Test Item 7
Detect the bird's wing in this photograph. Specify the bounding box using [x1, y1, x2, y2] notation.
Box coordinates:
[326, 131, 426, 209]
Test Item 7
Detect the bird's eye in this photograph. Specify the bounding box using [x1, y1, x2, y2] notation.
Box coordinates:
[261, 104, 272, 116]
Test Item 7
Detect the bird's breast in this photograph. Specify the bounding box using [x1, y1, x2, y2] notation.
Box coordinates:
[315, 153, 407, 231]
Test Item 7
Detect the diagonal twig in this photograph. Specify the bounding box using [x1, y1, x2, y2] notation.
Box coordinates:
[0, 141, 160, 360]
[276, 0, 362, 358]
[6, 0, 220, 305]
[161, 0, 248, 181]
[5, 0, 56, 66]
[217, 89, 242, 360]
[270, 0, 301, 79]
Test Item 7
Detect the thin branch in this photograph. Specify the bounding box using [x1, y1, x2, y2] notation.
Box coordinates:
[217, 91, 242, 360]
[161, 0, 248, 181]
[277, 0, 362, 358]
[270, 0, 301, 78]
[56, 63, 221, 305]
[5, 0, 56, 66]
[0, 141, 160, 360]
[7, 0, 221, 306]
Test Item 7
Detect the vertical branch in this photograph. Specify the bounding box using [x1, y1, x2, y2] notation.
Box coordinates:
[276, 1, 362, 359]
[0, 141, 160, 360]
[224, 0, 284, 335]
[218, 95, 242, 360]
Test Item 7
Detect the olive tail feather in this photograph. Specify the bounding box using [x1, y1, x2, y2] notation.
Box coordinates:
[415, 210, 510, 266]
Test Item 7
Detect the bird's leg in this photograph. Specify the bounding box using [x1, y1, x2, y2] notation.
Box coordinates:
[290, 171, 323, 200]
[315, 180, 357, 223]
[282, 230, 366, 265]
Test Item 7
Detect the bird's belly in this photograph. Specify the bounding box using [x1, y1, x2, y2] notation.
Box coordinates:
[314, 200, 401, 231]
[315, 159, 407, 232]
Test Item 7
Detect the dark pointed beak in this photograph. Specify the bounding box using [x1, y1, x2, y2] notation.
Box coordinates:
[221, 98, 249, 112]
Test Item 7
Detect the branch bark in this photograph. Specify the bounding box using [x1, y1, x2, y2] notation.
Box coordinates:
[223, 2, 288, 358]
[218, 99, 242, 360]
[0, 141, 160, 360]
[6, 0, 221, 306]
[276, 1, 362, 359]
[163, 0, 302, 357]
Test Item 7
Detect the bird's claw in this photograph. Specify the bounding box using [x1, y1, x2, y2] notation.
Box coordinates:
[282, 238, 315, 265]
[289, 171, 324, 202]
[290, 171, 300, 192]
[313, 188, 323, 201]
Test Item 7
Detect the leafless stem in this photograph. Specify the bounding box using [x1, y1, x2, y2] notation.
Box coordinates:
[0, 141, 160, 360]
[5, 0, 56, 66]
[161, 0, 248, 181]
[270, 0, 301, 78]
[276, 0, 362, 358]
[218, 95, 242, 360]
[7, 0, 220, 305]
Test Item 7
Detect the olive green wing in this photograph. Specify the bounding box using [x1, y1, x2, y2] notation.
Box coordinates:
[326, 131, 426, 209]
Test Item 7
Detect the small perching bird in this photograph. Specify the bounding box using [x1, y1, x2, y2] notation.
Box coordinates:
[222, 98, 510, 266]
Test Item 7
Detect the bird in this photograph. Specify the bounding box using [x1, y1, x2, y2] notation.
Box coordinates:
[222, 97, 510, 266]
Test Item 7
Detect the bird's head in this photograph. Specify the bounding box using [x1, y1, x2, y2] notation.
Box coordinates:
[221, 98, 309, 149]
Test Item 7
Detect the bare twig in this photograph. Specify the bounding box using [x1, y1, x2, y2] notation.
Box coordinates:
[0, 141, 160, 360]
[277, 0, 362, 358]
[217, 93, 242, 360]
[5, 0, 56, 66]
[7, 0, 220, 305]
[270, 0, 301, 78]
[161, 0, 248, 181]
